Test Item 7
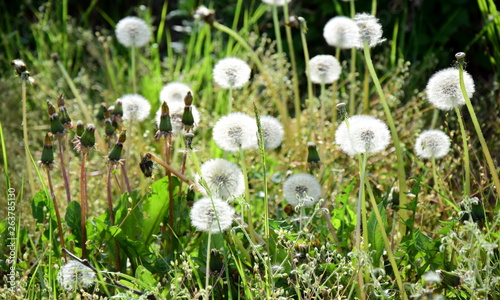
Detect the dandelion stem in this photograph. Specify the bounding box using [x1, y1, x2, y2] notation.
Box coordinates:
[204, 232, 212, 300]
[120, 163, 132, 194]
[454, 107, 470, 197]
[239, 147, 256, 242]
[299, 21, 314, 119]
[106, 164, 115, 225]
[58, 140, 71, 203]
[349, 50, 358, 115]
[46, 168, 66, 260]
[80, 153, 88, 258]
[271, 4, 287, 116]
[131, 46, 137, 93]
[362, 42, 408, 235]
[457, 59, 500, 202]
[22, 80, 36, 196]
[332, 47, 341, 124]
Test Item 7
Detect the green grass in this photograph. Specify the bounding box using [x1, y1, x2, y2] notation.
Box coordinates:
[1, 1, 500, 299]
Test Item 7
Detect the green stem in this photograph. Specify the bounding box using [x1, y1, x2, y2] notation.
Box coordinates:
[362, 42, 408, 235]
[204, 231, 212, 300]
[458, 63, 500, 202]
[299, 21, 314, 118]
[320, 82, 326, 123]
[431, 157, 444, 211]
[131, 46, 137, 93]
[239, 147, 256, 242]
[22, 80, 36, 196]
[46, 168, 66, 261]
[454, 107, 470, 197]
[58, 140, 71, 203]
[332, 47, 341, 124]
[80, 154, 88, 258]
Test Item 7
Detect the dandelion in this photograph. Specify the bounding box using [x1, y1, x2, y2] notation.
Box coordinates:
[199, 158, 245, 201]
[155, 101, 201, 135]
[57, 260, 95, 291]
[119, 94, 151, 122]
[190, 197, 235, 233]
[353, 13, 385, 48]
[323, 16, 360, 49]
[261, 0, 291, 6]
[423, 271, 442, 284]
[257, 115, 284, 150]
[283, 173, 322, 207]
[160, 82, 192, 103]
[115, 16, 151, 48]
[426, 67, 475, 111]
[212, 112, 257, 152]
[335, 115, 390, 156]
[213, 57, 251, 89]
[308, 55, 342, 84]
[415, 130, 451, 159]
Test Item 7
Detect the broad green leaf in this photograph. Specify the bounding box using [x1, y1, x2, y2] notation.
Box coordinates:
[135, 265, 157, 288]
[368, 202, 387, 266]
[65, 201, 82, 245]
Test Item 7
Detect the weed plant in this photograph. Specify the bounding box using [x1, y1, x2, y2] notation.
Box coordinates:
[1, 1, 499, 299]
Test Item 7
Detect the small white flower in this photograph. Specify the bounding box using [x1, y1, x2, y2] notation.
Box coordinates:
[212, 112, 257, 152]
[308, 55, 342, 84]
[160, 82, 192, 103]
[261, 0, 291, 6]
[426, 67, 475, 111]
[258, 116, 284, 150]
[335, 115, 391, 156]
[423, 271, 442, 283]
[155, 101, 201, 134]
[354, 13, 385, 48]
[190, 197, 235, 233]
[415, 130, 451, 159]
[119, 94, 151, 122]
[323, 16, 360, 49]
[213, 58, 251, 89]
[115, 16, 151, 48]
[57, 260, 95, 291]
[283, 173, 322, 207]
[199, 158, 245, 201]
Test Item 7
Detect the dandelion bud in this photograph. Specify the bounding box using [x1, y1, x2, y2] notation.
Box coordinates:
[307, 142, 321, 170]
[50, 53, 60, 63]
[96, 103, 107, 121]
[108, 131, 126, 162]
[426, 68, 475, 111]
[80, 124, 96, 149]
[57, 260, 95, 291]
[155, 102, 172, 139]
[40, 133, 55, 169]
[184, 91, 193, 106]
[194, 5, 215, 25]
[115, 16, 151, 48]
[353, 13, 385, 48]
[414, 130, 451, 159]
[323, 16, 360, 49]
[155, 101, 201, 135]
[57, 94, 72, 129]
[199, 158, 245, 201]
[436, 270, 461, 287]
[213, 57, 251, 89]
[455, 52, 466, 66]
[423, 271, 442, 284]
[75, 120, 85, 137]
[181, 106, 195, 132]
[112, 100, 124, 118]
[11, 59, 27, 75]
[119, 94, 151, 122]
[47, 100, 65, 137]
[283, 173, 322, 207]
[212, 112, 257, 152]
[160, 82, 192, 103]
[335, 115, 390, 156]
[308, 55, 341, 84]
[190, 197, 235, 233]
[105, 119, 115, 138]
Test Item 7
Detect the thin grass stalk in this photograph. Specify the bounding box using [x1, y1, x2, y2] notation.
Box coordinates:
[80, 153, 88, 258]
[204, 231, 212, 300]
[282, 2, 302, 127]
[227, 87, 233, 114]
[364, 176, 408, 300]
[254, 105, 270, 238]
[22, 80, 36, 196]
[131, 46, 137, 93]
[348, 0, 357, 115]
[362, 42, 408, 235]
[454, 107, 471, 197]
[332, 47, 341, 123]
[58, 141, 71, 203]
[320, 82, 326, 123]
[239, 147, 256, 242]
[271, 4, 287, 113]
[46, 168, 66, 260]
[456, 53, 500, 202]
[431, 157, 445, 211]
[299, 20, 314, 119]
[362, 64, 370, 113]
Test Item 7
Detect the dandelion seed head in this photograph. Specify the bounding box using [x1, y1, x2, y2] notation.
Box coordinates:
[353, 13, 385, 48]
[415, 130, 451, 159]
[199, 158, 245, 201]
[261, 0, 291, 6]
[323, 16, 360, 49]
[190, 197, 235, 233]
[118, 94, 151, 122]
[423, 271, 442, 283]
[57, 260, 95, 291]
[258, 116, 284, 150]
[160, 82, 192, 103]
[308, 55, 342, 84]
[115, 16, 151, 48]
[335, 115, 391, 156]
[156, 101, 201, 134]
[212, 112, 257, 152]
[283, 173, 322, 207]
[213, 58, 251, 89]
[426, 67, 475, 111]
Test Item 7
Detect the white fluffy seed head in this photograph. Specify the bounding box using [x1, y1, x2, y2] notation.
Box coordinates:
[283, 173, 322, 207]
[57, 260, 95, 291]
[160, 82, 192, 103]
[155, 101, 201, 134]
[199, 158, 245, 201]
[261, 0, 291, 6]
[115, 16, 151, 48]
[353, 13, 385, 48]
[323, 16, 360, 49]
[426, 68, 475, 111]
[212, 112, 257, 152]
[415, 130, 451, 159]
[190, 197, 235, 233]
[119, 94, 151, 122]
[335, 115, 391, 156]
[308, 55, 342, 84]
[258, 116, 284, 150]
[213, 58, 251, 89]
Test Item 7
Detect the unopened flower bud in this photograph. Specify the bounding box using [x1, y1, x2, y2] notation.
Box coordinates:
[96, 103, 107, 121]
[80, 125, 96, 149]
[75, 121, 85, 137]
[51, 53, 60, 63]
[57, 94, 72, 129]
[40, 133, 55, 168]
[11, 59, 27, 75]
[182, 106, 195, 132]
[108, 131, 126, 162]
[307, 142, 321, 170]
[184, 91, 193, 106]
[155, 102, 173, 139]
[47, 100, 65, 137]
[112, 100, 124, 118]
[194, 5, 215, 25]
